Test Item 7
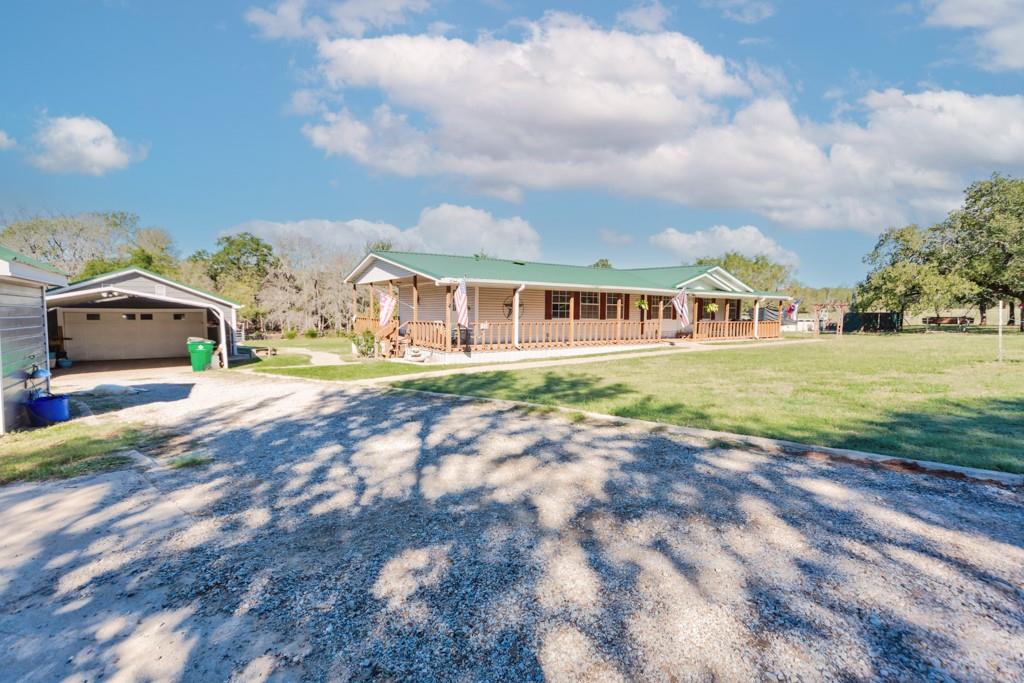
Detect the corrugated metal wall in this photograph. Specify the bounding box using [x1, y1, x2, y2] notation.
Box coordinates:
[0, 280, 47, 433]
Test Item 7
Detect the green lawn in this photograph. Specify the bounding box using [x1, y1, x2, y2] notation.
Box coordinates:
[396, 334, 1024, 473]
[0, 420, 154, 484]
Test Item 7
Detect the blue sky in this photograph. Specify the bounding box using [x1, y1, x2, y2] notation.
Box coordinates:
[1, 1, 1021, 286]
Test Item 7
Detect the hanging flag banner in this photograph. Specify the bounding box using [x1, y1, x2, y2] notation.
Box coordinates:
[787, 298, 802, 321]
[671, 288, 690, 325]
[454, 278, 470, 328]
[378, 289, 397, 327]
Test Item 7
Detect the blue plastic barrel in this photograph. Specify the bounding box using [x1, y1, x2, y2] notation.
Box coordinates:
[25, 394, 71, 426]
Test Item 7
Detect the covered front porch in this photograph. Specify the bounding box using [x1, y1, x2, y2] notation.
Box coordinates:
[356, 288, 785, 357]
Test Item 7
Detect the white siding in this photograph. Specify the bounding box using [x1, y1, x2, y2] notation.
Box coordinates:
[0, 280, 47, 433]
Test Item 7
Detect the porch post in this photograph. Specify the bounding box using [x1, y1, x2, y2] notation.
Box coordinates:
[569, 296, 575, 346]
[513, 286, 521, 348]
[445, 286, 452, 352]
[616, 298, 622, 341]
[370, 286, 376, 319]
[474, 286, 480, 347]
[753, 299, 760, 339]
[657, 296, 663, 339]
[412, 276, 419, 322]
[351, 284, 357, 329]
[691, 297, 699, 339]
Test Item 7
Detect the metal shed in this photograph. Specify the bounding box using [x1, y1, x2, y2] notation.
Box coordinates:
[46, 268, 241, 369]
[0, 246, 68, 434]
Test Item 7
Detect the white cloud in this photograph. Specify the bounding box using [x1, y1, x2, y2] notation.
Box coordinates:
[702, 0, 776, 24]
[599, 229, 634, 245]
[30, 115, 145, 175]
[260, 10, 1024, 232]
[924, 0, 1024, 70]
[616, 1, 671, 32]
[0, 131, 15, 150]
[246, 0, 430, 39]
[233, 203, 541, 259]
[650, 225, 799, 265]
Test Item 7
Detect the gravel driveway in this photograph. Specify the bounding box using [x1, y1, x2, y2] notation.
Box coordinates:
[2, 368, 1022, 681]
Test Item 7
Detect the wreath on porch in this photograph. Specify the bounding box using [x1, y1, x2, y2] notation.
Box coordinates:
[503, 296, 525, 320]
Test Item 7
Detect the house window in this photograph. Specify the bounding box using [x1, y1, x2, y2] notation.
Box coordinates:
[140, 313, 153, 321]
[551, 291, 571, 319]
[122, 313, 136, 320]
[86, 313, 101, 321]
[580, 291, 600, 319]
[606, 293, 622, 319]
[173, 313, 186, 320]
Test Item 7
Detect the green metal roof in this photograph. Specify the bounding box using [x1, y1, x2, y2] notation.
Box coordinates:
[53, 266, 242, 306]
[0, 244, 67, 276]
[367, 251, 718, 292]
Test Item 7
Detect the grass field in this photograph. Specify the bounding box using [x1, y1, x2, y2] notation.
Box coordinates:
[0, 420, 153, 484]
[253, 361, 464, 381]
[397, 334, 1024, 473]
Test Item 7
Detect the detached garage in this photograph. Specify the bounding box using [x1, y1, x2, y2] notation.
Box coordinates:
[0, 247, 68, 433]
[47, 268, 241, 368]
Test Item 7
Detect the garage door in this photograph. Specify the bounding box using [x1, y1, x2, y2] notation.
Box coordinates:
[62, 310, 207, 361]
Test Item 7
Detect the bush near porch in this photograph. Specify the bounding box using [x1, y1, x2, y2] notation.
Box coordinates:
[397, 333, 1024, 473]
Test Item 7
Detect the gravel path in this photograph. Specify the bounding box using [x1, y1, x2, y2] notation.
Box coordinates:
[3, 369, 1022, 681]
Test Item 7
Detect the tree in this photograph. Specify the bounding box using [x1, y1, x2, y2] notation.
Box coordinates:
[78, 227, 178, 279]
[0, 211, 138, 278]
[934, 174, 1024, 330]
[206, 233, 278, 286]
[695, 252, 793, 292]
[590, 258, 613, 268]
[856, 225, 975, 326]
[365, 239, 394, 253]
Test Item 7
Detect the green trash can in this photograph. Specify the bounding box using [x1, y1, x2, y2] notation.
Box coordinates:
[186, 338, 215, 372]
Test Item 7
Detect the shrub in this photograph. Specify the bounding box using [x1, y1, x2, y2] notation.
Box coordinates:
[304, 329, 318, 338]
[353, 330, 377, 357]
[283, 329, 298, 340]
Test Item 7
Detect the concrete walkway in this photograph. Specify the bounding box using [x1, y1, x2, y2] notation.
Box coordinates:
[352, 337, 822, 385]
[281, 346, 349, 366]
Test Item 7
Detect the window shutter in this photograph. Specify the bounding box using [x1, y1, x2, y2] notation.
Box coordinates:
[572, 292, 581, 319]
[623, 294, 630, 319]
[599, 293, 607, 320]
[544, 290, 552, 320]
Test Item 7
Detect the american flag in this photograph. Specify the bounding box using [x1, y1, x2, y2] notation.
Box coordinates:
[378, 289, 397, 327]
[671, 288, 690, 325]
[787, 298, 802, 321]
[454, 278, 470, 328]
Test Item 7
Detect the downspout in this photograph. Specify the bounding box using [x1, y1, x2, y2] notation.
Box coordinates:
[513, 283, 525, 349]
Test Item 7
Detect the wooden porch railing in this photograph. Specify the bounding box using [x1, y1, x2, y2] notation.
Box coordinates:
[404, 318, 668, 352]
[407, 321, 447, 351]
[353, 316, 379, 334]
[693, 319, 781, 340]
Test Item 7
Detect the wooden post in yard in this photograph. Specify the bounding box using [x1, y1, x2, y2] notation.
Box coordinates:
[412, 276, 419, 322]
[445, 286, 452, 353]
[998, 299, 1004, 362]
[569, 296, 575, 346]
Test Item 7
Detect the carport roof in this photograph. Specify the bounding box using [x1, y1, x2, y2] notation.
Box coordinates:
[49, 267, 241, 307]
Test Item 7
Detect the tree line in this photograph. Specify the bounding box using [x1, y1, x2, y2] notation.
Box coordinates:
[856, 174, 1024, 329]
[0, 212, 368, 337]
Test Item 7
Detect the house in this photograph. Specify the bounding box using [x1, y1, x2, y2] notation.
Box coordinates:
[0, 246, 68, 433]
[46, 268, 242, 368]
[344, 251, 791, 361]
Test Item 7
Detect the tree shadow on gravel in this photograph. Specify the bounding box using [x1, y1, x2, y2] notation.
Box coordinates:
[2, 376, 1022, 681]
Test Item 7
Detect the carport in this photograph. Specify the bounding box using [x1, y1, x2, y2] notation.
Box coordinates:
[47, 268, 241, 368]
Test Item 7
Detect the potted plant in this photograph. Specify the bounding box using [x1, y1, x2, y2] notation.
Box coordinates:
[636, 298, 649, 313]
[704, 302, 719, 315]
